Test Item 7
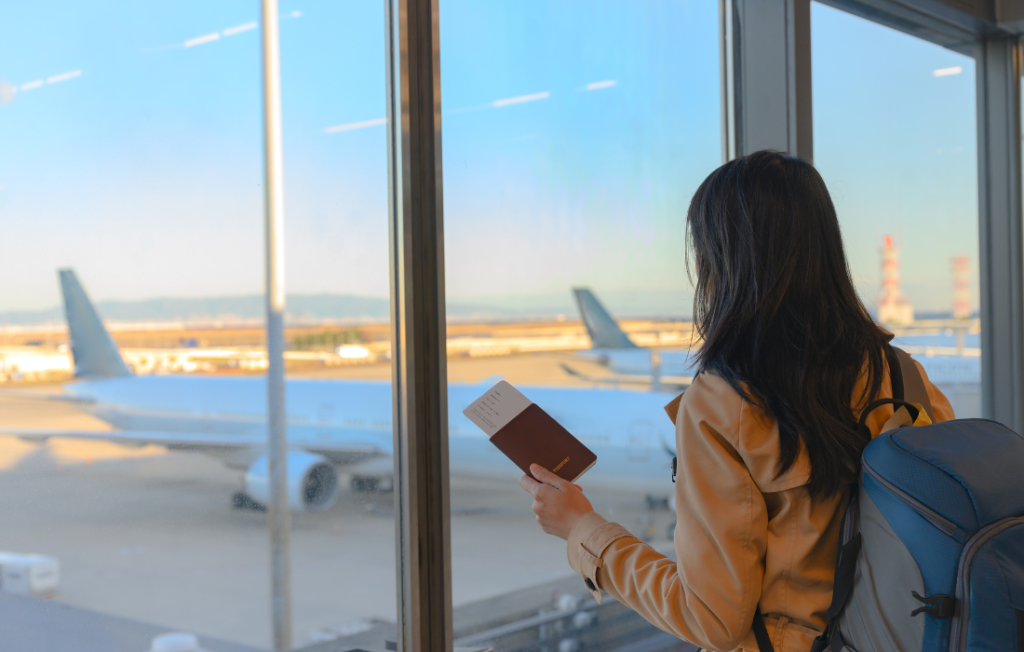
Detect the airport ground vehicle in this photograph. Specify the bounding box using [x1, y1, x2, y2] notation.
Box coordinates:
[0, 552, 59, 597]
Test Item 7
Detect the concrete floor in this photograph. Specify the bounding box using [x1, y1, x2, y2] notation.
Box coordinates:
[0, 355, 676, 649]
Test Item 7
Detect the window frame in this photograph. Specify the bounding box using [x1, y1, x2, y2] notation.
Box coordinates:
[382, 1, 1024, 650]
[722, 0, 1023, 431]
[384, 0, 452, 650]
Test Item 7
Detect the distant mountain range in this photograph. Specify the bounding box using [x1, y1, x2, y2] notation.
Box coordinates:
[0, 289, 695, 329]
[0, 294, 524, 328]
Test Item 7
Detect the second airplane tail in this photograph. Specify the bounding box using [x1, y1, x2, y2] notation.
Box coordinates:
[59, 269, 132, 378]
[572, 288, 638, 350]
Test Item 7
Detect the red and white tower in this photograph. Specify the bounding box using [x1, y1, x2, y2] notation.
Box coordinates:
[877, 234, 915, 325]
[952, 256, 971, 320]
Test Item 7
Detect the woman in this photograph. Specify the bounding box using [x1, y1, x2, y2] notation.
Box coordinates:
[519, 151, 954, 652]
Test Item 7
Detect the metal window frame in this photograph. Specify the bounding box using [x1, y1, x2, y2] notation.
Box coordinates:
[376, 0, 1024, 649]
[723, 0, 1024, 430]
[977, 36, 1024, 433]
[720, 0, 814, 162]
[384, 0, 453, 651]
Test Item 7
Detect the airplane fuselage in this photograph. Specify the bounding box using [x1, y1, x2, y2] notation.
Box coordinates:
[577, 348, 698, 377]
[65, 375, 681, 491]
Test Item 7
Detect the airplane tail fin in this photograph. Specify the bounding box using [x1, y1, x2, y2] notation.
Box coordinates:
[59, 269, 132, 378]
[572, 288, 638, 350]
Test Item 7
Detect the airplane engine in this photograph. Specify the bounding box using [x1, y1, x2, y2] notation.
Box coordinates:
[244, 451, 339, 512]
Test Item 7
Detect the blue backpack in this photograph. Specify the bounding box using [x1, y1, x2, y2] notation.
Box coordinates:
[753, 346, 1024, 652]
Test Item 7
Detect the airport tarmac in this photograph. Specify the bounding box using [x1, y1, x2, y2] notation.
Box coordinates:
[0, 354, 678, 649]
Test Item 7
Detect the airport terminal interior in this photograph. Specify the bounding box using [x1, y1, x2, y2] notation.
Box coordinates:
[0, 0, 1021, 651]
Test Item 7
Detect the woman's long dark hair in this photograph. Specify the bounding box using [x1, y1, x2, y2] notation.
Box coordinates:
[687, 150, 890, 499]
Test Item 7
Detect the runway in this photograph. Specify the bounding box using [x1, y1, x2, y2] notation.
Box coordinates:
[0, 355, 678, 649]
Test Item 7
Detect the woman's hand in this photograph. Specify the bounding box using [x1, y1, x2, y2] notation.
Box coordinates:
[519, 464, 594, 540]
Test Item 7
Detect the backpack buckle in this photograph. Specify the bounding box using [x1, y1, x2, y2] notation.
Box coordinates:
[911, 591, 956, 618]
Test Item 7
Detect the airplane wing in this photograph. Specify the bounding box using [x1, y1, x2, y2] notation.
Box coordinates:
[559, 363, 693, 389]
[0, 427, 390, 460]
[0, 389, 94, 404]
[0, 427, 263, 451]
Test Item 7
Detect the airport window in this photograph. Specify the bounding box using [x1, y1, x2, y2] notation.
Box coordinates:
[812, 2, 982, 417]
[5, 2, 1018, 651]
[0, 2, 396, 650]
[439, 1, 719, 649]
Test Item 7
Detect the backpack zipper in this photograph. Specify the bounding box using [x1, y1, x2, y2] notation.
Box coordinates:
[862, 462, 962, 538]
[948, 516, 1024, 652]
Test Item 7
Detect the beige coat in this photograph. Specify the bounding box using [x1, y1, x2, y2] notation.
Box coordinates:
[566, 360, 954, 652]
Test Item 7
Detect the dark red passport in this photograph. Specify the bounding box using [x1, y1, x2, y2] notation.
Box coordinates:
[463, 380, 597, 482]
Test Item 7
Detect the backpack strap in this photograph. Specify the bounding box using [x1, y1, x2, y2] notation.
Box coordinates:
[886, 345, 905, 402]
[858, 345, 933, 438]
[811, 345, 918, 652]
[809, 491, 862, 652]
[756, 495, 864, 652]
[754, 345, 931, 652]
[752, 607, 774, 652]
[891, 346, 935, 423]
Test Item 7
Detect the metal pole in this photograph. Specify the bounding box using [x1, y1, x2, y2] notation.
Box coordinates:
[719, 0, 736, 163]
[260, 0, 292, 649]
[786, 0, 813, 163]
[385, 0, 452, 648]
[720, 0, 812, 159]
[977, 36, 1024, 433]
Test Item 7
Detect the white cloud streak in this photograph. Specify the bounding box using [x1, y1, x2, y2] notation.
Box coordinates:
[223, 22, 257, 37]
[326, 87, 566, 134]
[933, 66, 962, 77]
[20, 80, 43, 91]
[493, 91, 550, 107]
[47, 70, 81, 84]
[185, 32, 221, 48]
[324, 117, 387, 134]
[585, 80, 616, 91]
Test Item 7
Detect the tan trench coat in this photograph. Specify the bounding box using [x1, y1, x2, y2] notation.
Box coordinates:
[565, 360, 954, 652]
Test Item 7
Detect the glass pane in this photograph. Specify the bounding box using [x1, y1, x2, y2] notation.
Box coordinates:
[812, 2, 981, 417]
[0, 2, 395, 649]
[440, 1, 719, 649]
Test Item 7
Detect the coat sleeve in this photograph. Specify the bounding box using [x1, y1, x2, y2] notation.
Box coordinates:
[566, 374, 767, 651]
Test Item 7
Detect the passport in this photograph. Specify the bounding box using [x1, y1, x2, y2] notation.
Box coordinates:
[463, 380, 597, 483]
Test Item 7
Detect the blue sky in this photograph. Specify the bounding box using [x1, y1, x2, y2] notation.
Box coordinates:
[0, 1, 978, 317]
[812, 2, 977, 314]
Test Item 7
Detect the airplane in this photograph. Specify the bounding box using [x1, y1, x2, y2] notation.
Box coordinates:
[0, 270, 680, 512]
[565, 287, 698, 389]
[569, 287, 983, 418]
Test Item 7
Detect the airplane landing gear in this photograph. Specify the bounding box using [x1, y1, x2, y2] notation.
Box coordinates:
[351, 475, 394, 493]
[351, 476, 380, 493]
[232, 491, 266, 511]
